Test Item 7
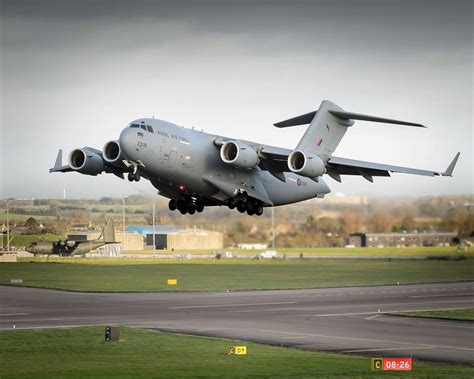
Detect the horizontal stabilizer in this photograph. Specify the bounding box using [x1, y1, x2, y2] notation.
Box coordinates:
[329, 110, 425, 128]
[274, 111, 317, 127]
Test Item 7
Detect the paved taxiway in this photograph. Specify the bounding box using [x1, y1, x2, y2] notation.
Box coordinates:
[1, 282, 473, 363]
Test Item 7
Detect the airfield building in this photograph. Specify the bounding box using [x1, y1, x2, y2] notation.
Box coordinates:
[127, 225, 223, 250]
[348, 232, 458, 248]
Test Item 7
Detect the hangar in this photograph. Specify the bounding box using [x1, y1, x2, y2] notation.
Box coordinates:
[127, 225, 223, 250]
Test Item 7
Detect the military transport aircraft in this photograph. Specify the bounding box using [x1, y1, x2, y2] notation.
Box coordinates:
[25, 220, 117, 256]
[50, 100, 459, 216]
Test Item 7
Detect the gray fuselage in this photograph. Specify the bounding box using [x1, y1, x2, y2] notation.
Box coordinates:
[119, 119, 330, 206]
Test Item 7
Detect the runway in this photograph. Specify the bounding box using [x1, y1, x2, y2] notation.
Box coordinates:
[1, 282, 473, 364]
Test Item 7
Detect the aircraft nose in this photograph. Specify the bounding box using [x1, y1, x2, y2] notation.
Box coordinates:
[119, 128, 136, 159]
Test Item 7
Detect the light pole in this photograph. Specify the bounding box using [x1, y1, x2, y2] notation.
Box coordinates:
[152, 201, 156, 256]
[89, 206, 92, 255]
[6, 199, 10, 252]
[271, 207, 275, 251]
[121, 196, 127, 251]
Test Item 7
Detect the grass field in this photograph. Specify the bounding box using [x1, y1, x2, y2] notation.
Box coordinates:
[0, 327, 472, 378]
[124, 246, 474, 257]
[1, 259, 473, 292]
[391, 308, 474, 322]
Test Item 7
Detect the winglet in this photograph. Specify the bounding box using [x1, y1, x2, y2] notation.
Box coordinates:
[441, 152, 460, 177]
[54, 149, 63, 168]
[49, 150, 63, 172]
[50, 149, 73, 173]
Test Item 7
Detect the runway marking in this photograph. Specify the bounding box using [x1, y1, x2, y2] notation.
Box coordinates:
[255, 329, 474, 352]
[365, 314, 381, 320]
[409, 293, 474, 298]
[169, 301, 296, 309]
[344, 346, 434, 353]
[0, 313, 30, 316]
[313, 306, 474, 318]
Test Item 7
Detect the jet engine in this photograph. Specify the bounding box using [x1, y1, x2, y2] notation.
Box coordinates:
[103, 140, 124, 164]
[69, 148, 105, 175]
[220, 141, 259, 169]
[287, 150, 325, 178]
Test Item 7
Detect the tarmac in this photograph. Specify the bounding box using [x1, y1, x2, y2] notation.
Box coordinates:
[1, 282, 473, 363]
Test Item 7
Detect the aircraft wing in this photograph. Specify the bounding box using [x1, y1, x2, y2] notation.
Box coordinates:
[214, 137, 460, 183]
[325, 153, 460, 182]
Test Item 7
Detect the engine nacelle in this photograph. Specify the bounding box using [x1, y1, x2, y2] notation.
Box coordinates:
[68, 148, 104, 175]
[103, 140, 124, 164]
[288, 150, 325, 178]
[220, 141, 259, 169]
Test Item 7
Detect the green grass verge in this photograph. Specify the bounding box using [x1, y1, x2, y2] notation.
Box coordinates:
[0, 327, 471, 378]
[390, 308, 474, 322]
[123, 246, 474, 257]
[278, 246, 474, 257]
[1, 259, 473, 292]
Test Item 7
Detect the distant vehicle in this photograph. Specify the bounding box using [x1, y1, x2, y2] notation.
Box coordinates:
[51, 100, 459, 216]
[256, 250, 277, 259]
[25, 220, 117, 256]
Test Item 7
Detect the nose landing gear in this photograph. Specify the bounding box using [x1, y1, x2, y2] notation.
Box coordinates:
[123, 160, 144, 182]
[127, 172, 140, 182]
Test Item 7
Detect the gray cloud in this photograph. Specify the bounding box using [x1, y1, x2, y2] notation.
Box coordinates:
[1, 0, 472, 198]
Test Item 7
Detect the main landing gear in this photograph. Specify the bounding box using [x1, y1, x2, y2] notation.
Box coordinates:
[227, 192, 264, 216]
[168, 197, 205, 215]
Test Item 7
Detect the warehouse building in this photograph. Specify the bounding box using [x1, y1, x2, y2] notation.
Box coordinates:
[348, 232, 458, 248]
[126, 225, 223, 250]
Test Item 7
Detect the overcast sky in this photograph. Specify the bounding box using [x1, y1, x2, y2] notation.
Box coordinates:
[0, 0, 472, 199]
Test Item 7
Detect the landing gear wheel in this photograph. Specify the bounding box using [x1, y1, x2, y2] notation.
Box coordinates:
[236, 199, 246, 210]
[176, 199, 186, 213]
[237, 205, 246, 213]
[168, 199, 177, 211]
[179, 208, 187, 214]
[227, 198, 236, 210]
[127, 173, 134, 182]
[134, 172, 140, 182]
[195, 202, 204, 213]
[246, 202, 256, 213]
[188, 207, 196, 215]
[247, 208, 255, 216]
[255, 206, 263, 216]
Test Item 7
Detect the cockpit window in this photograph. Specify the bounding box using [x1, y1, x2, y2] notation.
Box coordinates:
[130, 123, 140, 128]
[141, 125, 146, 131]
[147, 125, 154, 133]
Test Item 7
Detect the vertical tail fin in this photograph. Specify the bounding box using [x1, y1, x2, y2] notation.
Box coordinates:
[295, 100, 353, 159]
[102, 219, 116, 243]
[275, 100, 353, 160]
[274, 100, 426, 160]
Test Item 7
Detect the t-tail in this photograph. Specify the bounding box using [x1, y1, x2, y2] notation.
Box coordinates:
[274, 100, 426, 160]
